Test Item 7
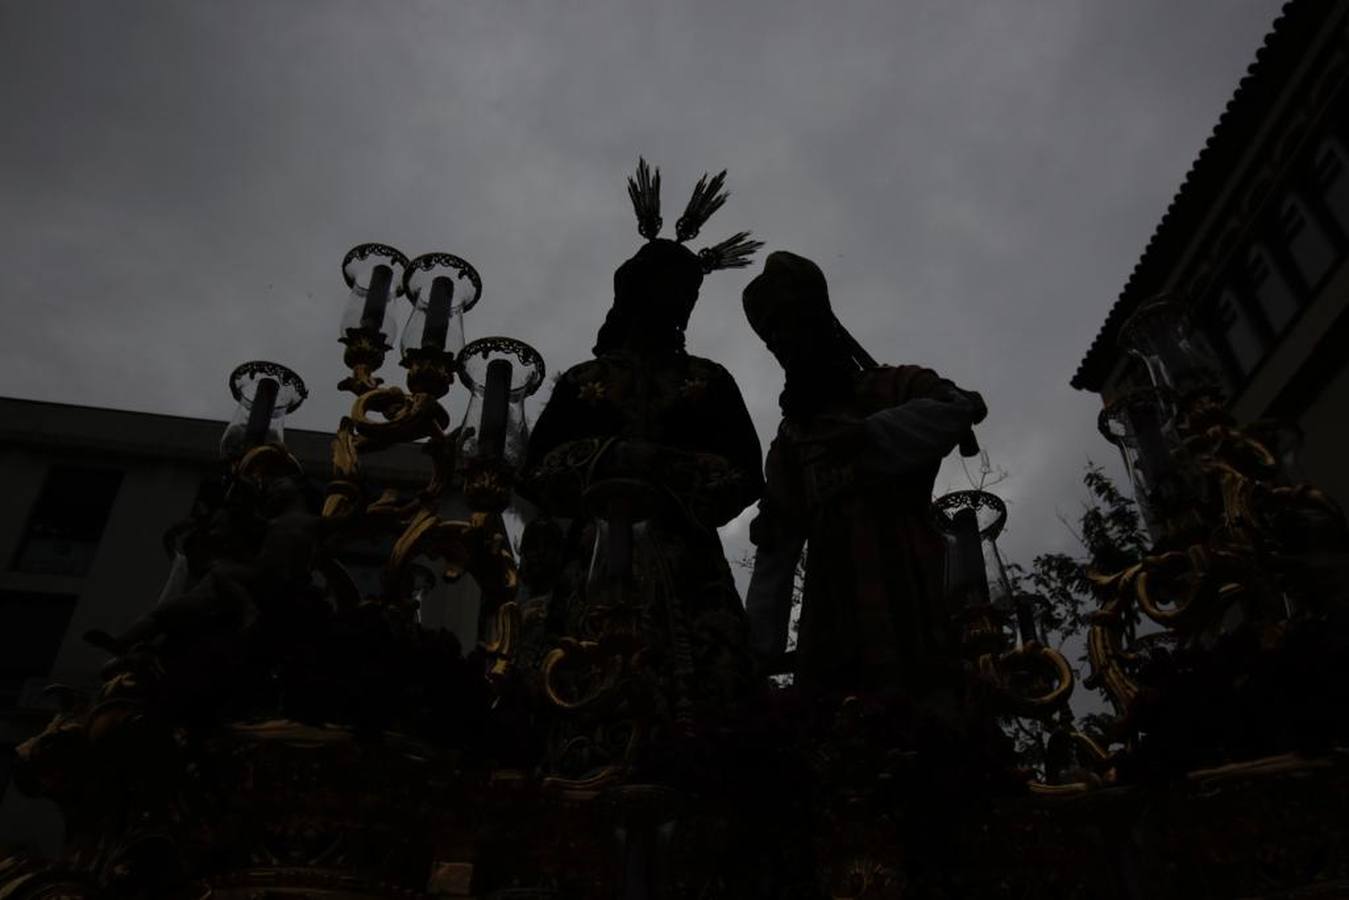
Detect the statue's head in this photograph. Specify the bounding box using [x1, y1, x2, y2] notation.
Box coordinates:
[593, 159, 762, 356]
[742, 251, 835, 371]
[609, 238, 705, 338]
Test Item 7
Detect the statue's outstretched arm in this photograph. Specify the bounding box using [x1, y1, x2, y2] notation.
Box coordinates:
[857, 384, 986, 476]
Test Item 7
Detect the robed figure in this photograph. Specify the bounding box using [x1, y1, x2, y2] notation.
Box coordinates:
[522, 161, 763, 785]
[743, 251, 987, 695]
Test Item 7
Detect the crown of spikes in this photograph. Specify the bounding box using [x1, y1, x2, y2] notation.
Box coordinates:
[626, 157, 763, 274]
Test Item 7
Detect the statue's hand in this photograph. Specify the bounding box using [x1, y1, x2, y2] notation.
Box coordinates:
[959, 388, 988, 425]
[936, 384, 987, 425]
[798, 414, 868, 460]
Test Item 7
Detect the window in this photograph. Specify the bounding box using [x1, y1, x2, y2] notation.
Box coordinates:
[0, 590, 77, 708]
[12, 466, 123, 576]
[1278, 195, 1336, 288]
[1246, 248, 1299, 335]
[1206, 291, 1264, 378]
[1313, 139, 1349, 237]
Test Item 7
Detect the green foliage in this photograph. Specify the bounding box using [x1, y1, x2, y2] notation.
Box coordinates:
[1009, 462, 1147, 655]
[1079, 464, 1150, 570]
[1003, 463, 1148, 767]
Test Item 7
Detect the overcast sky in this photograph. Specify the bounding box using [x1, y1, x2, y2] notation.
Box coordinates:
[0, 0, 1286, 571]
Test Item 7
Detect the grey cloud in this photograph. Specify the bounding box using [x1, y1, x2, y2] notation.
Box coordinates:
[1, 0, 1285, 572]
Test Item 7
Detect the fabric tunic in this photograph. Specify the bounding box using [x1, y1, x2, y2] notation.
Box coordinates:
[746, 364, 984, 693]
[523, 349, 765, 715]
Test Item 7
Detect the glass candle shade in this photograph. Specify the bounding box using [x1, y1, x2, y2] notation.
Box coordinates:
[934, 490, 1016, 658]
[1117, 294, 1222, 396]
[340, 243, 409, 349]
[582, 482, 662, 637]
[933, 490, 1014, 608]
[1098, 387, 1179, 541]
[400, 252, 482, 359]
[457, 338, 546, 469]
[220, 361, 307, 458]
[400, 275, 463, 360]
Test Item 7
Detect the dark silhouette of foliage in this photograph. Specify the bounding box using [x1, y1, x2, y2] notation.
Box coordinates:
[1002, 463, 1148, 772]
[1011, 462, 1148, 657]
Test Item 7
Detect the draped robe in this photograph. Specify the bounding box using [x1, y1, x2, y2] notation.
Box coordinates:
[524, 349, 764, 713]
[746, 364, 984, 693]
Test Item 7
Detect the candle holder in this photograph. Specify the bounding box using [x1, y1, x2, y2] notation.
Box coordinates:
[339, 243, 410, 395]
[933, 489, 1014, 658]
[219, 361, 308, 458]
[398, 253, 482, 399]
[456, 337, 546, 512]
[401, 252, 480, 344]
[933, 490, 1074, 717]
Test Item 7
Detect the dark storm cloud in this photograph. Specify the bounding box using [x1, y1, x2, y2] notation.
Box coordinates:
[0, 0, 1284, 570]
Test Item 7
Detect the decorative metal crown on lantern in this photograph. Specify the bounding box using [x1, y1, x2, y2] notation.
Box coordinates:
[626, 157, 764, 272]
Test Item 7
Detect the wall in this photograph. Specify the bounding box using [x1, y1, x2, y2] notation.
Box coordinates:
[0, 398, 495, 854]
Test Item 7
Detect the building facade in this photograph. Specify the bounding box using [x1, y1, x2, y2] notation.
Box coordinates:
[0, 396, 483, 853]
[1074, 0, 1349, 510]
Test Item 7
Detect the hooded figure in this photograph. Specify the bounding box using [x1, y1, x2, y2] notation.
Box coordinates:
[742, 251, 987, 695]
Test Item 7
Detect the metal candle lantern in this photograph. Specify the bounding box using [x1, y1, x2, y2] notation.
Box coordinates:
[400, 252, 482, 359]
[1097, 388, 1176, 540]
[338, 243, 410, 394]
[933, 489, 1015, 656]
[1100, 295, 1221, 541]
[219, 361, 308, 458]
[1116, 293, 1222, 397]
[456, 337, 546, 511]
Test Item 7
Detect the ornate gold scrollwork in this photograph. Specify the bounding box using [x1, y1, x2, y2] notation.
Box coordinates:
[483, 601, 521, 684]
[540, 720, 644, 799]
[323, 336, 523, 686]
[387, 509, 518, 599]
[235, 444, 304, 482]
[350, 387, 450, 445]
[337, 329, 389, 396]
[540, 638, 628, 713]
[993, 642, 1075, 716]
[324, 387, 455, 523]
[400, 346, 457, 399]
[1084, 390, 1348, 749]
[1132, 545, 1249, 628]
[1086, 564, 1144, 719]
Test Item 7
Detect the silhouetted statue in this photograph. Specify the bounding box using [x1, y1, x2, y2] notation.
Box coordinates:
[524, 160, 764, 735]
[742, 251, 987, 694]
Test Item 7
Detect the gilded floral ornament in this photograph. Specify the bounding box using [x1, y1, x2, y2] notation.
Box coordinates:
[579, 380, 607, 404]
[678, 375, 708, 401]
